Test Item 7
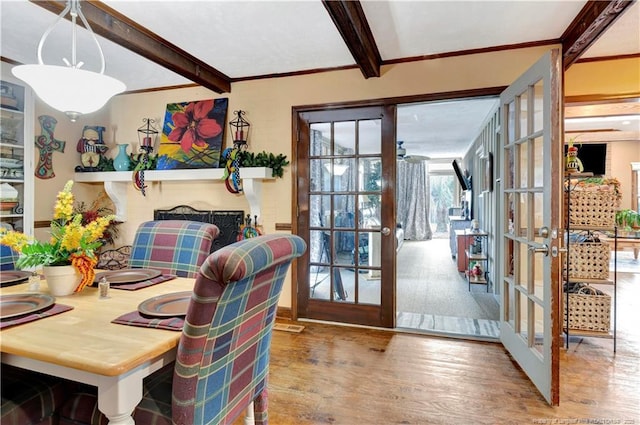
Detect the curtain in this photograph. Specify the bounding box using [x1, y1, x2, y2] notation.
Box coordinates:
[397, 160, 432, 240]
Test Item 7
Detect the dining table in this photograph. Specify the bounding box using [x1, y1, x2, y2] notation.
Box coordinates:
[0, 271, 195, 425]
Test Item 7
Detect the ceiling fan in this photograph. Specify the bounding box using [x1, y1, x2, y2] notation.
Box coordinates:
[397, 141, 430, 163]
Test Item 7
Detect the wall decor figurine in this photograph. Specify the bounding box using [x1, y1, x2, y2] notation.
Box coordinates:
[238, 214, 262, 240]
[565, 139, 584, 174]
[157, 98, 228, 170]
[76, 125, 107, 171]
[34, 115, 65, 179]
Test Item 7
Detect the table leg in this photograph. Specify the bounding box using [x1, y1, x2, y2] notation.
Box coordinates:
[634, 248, 639, 260]
[97, 373, 143, 425]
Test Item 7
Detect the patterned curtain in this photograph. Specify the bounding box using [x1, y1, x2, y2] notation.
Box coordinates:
[397, 160, 432, 240]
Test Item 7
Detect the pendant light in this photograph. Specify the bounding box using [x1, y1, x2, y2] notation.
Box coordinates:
[12, 0, 125, 122]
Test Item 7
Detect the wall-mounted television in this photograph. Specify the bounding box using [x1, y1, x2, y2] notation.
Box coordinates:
[452, 159, 471, 191]
[564, 143, 607, 176]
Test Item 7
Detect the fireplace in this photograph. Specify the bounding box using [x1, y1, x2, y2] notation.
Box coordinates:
[153, 205, 244, 252]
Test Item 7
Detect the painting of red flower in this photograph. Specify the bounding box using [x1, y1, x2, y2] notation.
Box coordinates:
[158, 98, 228, 169]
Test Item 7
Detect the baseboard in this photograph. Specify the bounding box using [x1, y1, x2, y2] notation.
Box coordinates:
[276, 306, 292, 320]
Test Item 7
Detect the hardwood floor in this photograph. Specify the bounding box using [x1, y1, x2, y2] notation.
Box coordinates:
[242, 272, 639, 424]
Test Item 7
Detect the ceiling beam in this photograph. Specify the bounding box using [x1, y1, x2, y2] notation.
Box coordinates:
[31, 0, 231, 93]
[561, 0, 636, 70]
[321, 0, 381, 78]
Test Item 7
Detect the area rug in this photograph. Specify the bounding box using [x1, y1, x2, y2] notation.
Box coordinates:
[611, 250, 639, 274]
[396, 312, 499, 340]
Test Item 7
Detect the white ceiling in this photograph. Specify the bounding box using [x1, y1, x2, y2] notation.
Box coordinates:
[1, 0, 638, 159]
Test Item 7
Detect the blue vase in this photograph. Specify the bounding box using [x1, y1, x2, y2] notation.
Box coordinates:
[114, 144, 131, 171]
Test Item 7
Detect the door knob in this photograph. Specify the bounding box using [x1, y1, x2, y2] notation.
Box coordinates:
[381, 227, 391, 236]
[528, 243, 549, 256]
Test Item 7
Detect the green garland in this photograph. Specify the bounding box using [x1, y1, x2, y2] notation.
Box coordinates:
[237, 151, 289, 178]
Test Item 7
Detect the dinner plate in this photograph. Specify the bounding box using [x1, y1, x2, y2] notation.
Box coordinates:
[93, 268, 162, 285]
[0, 293, 55, 319]
[138, 291, 192, 318]
[0, 270, 32, 287]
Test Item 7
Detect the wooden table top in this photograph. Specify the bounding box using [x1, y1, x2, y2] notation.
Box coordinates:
[0, 275, 194, 376]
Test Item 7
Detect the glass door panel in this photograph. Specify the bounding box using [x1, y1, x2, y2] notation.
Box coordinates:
[298, 106, 395, 327]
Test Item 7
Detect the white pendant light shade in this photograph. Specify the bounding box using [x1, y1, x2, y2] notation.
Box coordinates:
[13, 64, 125, 121]
[13, 0, 125, 122]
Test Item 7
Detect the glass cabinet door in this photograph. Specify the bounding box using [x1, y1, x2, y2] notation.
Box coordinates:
[1, 73, 34, 236]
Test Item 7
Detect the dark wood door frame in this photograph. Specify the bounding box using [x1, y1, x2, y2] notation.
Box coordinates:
[290, 86, 506, 321]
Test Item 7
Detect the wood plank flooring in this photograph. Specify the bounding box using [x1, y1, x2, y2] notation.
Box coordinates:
[236, 271, 639, 424]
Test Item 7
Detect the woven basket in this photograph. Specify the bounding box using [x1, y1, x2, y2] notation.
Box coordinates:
[563, 287, 611, 332]
[565, 190, 618, 227]
[565, 242, 610, 280]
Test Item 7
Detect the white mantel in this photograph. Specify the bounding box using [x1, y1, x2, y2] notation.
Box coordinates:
[74, 167, 274, 222]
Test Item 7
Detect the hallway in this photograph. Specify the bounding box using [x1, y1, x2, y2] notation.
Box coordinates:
[396, 238, 500, 338]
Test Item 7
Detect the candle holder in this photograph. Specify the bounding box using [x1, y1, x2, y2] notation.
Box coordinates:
[137, 118, 158, 154]
[223, 110, 251, 194]
[228, 110, 250, 150]
[134, 118, 159, 196]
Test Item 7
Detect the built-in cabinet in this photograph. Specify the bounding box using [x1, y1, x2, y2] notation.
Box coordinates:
[0, 73, 33, 236]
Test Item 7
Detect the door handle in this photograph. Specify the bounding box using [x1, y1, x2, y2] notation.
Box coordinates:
[528, 243, 549, 256]
[551, 246, 567, 257]
[381, 227, 391, 236]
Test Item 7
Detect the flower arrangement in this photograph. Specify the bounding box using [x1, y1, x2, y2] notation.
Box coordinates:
[0, 180, 115, 292]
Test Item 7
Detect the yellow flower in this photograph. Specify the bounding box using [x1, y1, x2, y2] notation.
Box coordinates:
[60, 222, 83, 252]
[53, 180, 75, 221]
[0, 228, 32, 254]
[85, 216, 113, 243]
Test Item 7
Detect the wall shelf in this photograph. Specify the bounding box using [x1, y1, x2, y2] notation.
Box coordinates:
[74, 167, 274, 222]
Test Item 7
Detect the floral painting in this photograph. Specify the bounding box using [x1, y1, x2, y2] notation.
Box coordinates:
[157, 98, 228, 169]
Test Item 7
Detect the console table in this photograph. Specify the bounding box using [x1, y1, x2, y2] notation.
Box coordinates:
[601, 234, 640, 260]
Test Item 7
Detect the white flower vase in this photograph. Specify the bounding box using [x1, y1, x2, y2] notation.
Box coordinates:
[43, 265, 82, 296]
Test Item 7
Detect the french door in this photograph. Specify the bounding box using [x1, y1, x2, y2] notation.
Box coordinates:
[295, 105, 396, 327]
[498, 49, 562, 405]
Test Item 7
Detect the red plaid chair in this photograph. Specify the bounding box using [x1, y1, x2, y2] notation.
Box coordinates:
[1, 364, 73, 425]
[58, 233, 306, 425]
[129, 220, 220, 278]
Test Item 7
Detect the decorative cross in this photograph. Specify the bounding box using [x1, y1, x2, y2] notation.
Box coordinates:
[34, 115, 65, 179]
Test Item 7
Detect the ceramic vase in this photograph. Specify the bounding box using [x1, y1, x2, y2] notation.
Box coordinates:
[114, 144, 131, 171]
[43, 265, 82, 296]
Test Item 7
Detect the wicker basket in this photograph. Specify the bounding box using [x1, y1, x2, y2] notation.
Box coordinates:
[563, 287, 611, 332]
[565, 242, 610, 280]
[566, 190, 618, 227]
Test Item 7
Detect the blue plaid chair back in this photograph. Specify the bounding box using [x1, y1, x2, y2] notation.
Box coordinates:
[129, 220, 219, 278]
[0, 245, 19, 271]
[168, 234, 306, 425]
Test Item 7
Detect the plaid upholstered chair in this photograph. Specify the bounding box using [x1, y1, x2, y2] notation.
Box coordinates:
[1, 364, 73, 425]
[129, 220, 220, 278]
[1, 244, 19, 271]
[57, 233, 306, 425]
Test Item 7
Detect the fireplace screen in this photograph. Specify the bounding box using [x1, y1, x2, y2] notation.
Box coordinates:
[154, 205, 243, 252]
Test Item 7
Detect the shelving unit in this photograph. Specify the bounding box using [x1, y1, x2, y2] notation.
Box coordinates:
[0, 73, 33, 236]
[563, 173, 618, 352]
[463, 229, 489, 291]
